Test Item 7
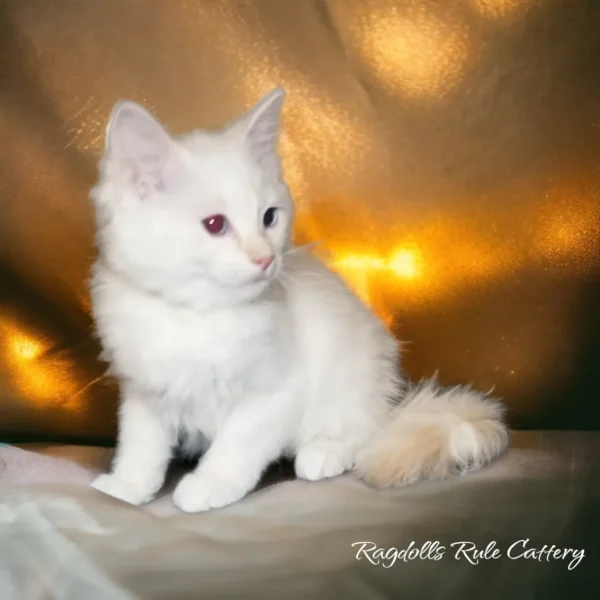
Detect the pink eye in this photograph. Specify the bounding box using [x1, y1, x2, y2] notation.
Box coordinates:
[202, 214, 228, 236]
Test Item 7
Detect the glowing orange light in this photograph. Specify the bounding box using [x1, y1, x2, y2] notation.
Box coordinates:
[332, 247, 421, 281]
[0, 317, 83, 411]
[329, 253, 376, 304]
[356, 8, 471, 100]
[333, 253, 386, 272]
[388, 248, 421, 279]
[328, 246, 423, 315]
[9, 332, 46, 361]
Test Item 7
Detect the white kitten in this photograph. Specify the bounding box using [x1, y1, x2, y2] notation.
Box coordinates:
[89, 89, 509, 512]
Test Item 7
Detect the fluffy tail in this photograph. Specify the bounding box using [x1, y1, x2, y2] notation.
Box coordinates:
[356, 379, 509, 488]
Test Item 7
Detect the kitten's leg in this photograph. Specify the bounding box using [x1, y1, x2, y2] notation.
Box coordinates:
[295, 439, 356, 481]
[172, 392, 288, 513]
[91, 385, 172, 505]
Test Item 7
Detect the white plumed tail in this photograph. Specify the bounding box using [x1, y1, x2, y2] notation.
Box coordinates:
[355, 378, 509, 488]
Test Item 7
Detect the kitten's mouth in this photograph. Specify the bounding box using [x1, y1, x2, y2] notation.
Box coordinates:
[245, 264, 279, 287]
[252, 259, 278, 279]
[249, 270, 272, 283]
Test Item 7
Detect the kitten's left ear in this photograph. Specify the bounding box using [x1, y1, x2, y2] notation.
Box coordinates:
[237, 88, 286, 174]
[105, 101, 181, 198]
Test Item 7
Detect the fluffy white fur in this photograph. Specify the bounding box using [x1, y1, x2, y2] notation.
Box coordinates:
[89, 89, 509, 512]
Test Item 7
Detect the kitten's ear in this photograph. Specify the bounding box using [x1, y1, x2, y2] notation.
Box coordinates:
[235, 88, 285, 174]
[105, 101, 179, 198]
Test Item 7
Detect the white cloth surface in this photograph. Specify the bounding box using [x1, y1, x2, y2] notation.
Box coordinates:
[0, 432, 597, 599]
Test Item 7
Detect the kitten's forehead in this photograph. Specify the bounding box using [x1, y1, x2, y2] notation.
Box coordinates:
[177, 130, 266, 210]
[178, 129, 226, 153]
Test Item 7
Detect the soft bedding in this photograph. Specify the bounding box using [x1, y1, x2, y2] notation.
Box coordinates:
[0, 432, 597, 599]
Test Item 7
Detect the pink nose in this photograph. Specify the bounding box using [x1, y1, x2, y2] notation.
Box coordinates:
[253, 255, 274, 271]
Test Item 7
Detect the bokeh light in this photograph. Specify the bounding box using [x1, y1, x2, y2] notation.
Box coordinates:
[351, 4, 472, 100]
[470, 0, 538, 21]
[0, 316, 83, 412]
[317, 170, 600, 326]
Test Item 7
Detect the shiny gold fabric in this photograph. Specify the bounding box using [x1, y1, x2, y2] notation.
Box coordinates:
[1, 0, 599, 440]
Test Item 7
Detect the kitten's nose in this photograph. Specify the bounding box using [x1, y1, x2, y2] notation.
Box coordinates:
[253, 255, 274, 271]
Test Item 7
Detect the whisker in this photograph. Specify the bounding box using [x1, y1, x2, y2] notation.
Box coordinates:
[284, 241, 323, 255]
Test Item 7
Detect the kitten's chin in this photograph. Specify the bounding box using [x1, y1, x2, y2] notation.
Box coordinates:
[207, 270, 275, 304]
[236, 276, 272, 299]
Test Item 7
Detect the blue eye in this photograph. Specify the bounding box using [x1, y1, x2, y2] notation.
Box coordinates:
[263, 207, 278, 228]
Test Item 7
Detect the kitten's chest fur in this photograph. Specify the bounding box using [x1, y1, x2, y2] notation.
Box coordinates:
[92, 266, 289, 431]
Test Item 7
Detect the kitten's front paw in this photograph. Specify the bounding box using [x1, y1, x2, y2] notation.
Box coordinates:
[295, 440, 353, 481]
[90, 474, 154, 506]
[172, 473, 247, 513]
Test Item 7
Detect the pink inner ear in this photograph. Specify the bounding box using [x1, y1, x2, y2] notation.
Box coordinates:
[128, 155, 165, 198]
[110, 103, 173, 197]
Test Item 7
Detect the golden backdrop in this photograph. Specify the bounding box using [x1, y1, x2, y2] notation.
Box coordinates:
[1, 0, 599, 441]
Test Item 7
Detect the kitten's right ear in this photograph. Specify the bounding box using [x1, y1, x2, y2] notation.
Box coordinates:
[105, 101, 179, 198]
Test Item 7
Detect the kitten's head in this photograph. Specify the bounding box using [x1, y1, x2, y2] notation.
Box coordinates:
[91, 89, 294, 306]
